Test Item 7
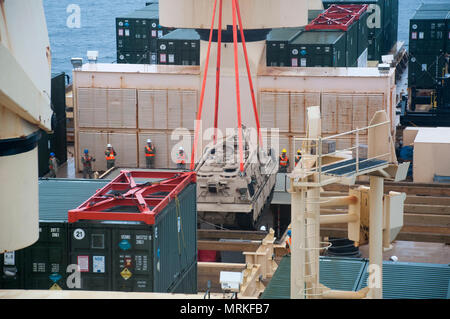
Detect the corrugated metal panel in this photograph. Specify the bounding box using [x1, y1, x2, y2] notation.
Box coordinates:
[138, 132, 168, 168]
[153, 183, 197, 292]
[106, 89, 137, 129]
[77, 88, 136, 129]
[169, 260, 198, 294]
[167, 132, 192, 169]
[38, 179, 109, 221]
[260, 92, 290, 132]
[77, 88, 107, 128]
[337, 95, 353, 133]
[168, 90, 182, 129]
[138, 89, 167, 129]
[261, 256, 367, 299]
[78, 131, 108, 172]
[109, 132, 138, 167]
[321, 94, 338, 134]
[181, 90, 197, 130]
[290, 93, 320, 133]
[138, 89, 197, 130]
[357, 261, 450, 299]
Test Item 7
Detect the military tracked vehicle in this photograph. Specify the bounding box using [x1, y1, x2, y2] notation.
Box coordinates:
[196, 128, 278, 229]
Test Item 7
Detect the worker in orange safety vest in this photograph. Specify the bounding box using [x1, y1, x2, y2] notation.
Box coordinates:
[145, 139, 156, 169]
[176, 146, 186, 170]
[295, 149, 302, 166]
[279, 148, 289, 173]
[285, 228, 292, 255]
[104, 144, 117, 170]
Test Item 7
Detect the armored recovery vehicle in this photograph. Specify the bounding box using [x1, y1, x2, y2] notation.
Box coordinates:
[196, 128, 278, 229]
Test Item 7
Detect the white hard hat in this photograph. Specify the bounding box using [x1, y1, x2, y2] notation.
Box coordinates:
[107, 144, 112, 148]
[147, 139, 152, 143]
[179, 146, 184, 150]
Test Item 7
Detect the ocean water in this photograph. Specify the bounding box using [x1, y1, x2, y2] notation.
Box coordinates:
[43, 0, 449, 80]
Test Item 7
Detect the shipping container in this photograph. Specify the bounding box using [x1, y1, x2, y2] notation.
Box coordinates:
[306, 5, 362, 67]
[408, 54, 448, 89]
[169, 260, 197, 294]
[368, 31, 382, 61]
[0, 250, 25, 289]
[266, 27, 304, 67]
[116, 5, 174, 65]
[322, 0, 394, 59]
[322, 0, 387, 35]
[409, 10, 448, 55]
[0, 179, 109, 290]
[157, 29, 200, 65]
[117, 51, 150, 64]
[68, 172, 197, 293]
[447, 14, 450, 54]
[289, 31, 347, 67]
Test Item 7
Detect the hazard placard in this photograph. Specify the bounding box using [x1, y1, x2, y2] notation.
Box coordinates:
[50, 283, 62, 290]
[120, 268, 132, 280]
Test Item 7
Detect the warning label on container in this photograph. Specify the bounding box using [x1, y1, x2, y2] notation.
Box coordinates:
[77, 256, 89, 272]
[120, 268, 132, 280]
[93, 256, 105, 273]
[50, 283, 62, 290]
[4, 252, 15, 266]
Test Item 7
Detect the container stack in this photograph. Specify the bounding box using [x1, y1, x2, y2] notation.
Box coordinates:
[157, 29, 200, 65]
[266, 4, 369, 67]
[266, 27, 304, 67]
[116, 3, 174, 64]
[0, 175, 198, 294]
[322, 0, 399, 62]
[298, 4, 368, 67]
[408, 3, 450, 90]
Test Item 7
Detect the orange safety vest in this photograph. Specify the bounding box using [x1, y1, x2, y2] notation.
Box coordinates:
[286, 237, 291, 252]
[145, 145, 155, 157]
[279, 155, 289, 166]
[177, 152, 186, 164]
[295, 155, 301, 165]
[105, 150, 115, 160]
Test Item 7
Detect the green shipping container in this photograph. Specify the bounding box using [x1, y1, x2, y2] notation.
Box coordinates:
[169, 260, 197, 294]
[266, 27, 304, 67]
[116, 5, 174, 64]
[68, 183, 197, 293]
[157, 29, 200, 65]
[357, 10, 369, 58]
[447, 15, 450, 54]
[0, 250, 25, 289]
[117, 51, 150, 64]
[368, 31, 382, 61]
[322, 0, 387, 37]
[0, 179, 109, 290]
[409, 10, 448, 55]
[408, 54, 448, 89]
[289, 31, 347, 67]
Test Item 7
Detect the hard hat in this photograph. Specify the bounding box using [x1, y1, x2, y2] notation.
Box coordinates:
[50, 152, 55, 157]
[297, 149, 301, 154]
[147, 139, 152, 143]
[107, 144, 112, 148]
[179, 146, 184, 151]
[260, 226, 267, 231]
[282, 148, 287, 153]
[287, 229, 292, 237]
[84, 149, 89, 154]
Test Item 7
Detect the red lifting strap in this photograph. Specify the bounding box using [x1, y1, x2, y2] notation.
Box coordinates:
[213, 0, 223, 144]
[190, 0, 218, 170]
[235, 0, 263, 146]
[232, 0, 244, 172]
